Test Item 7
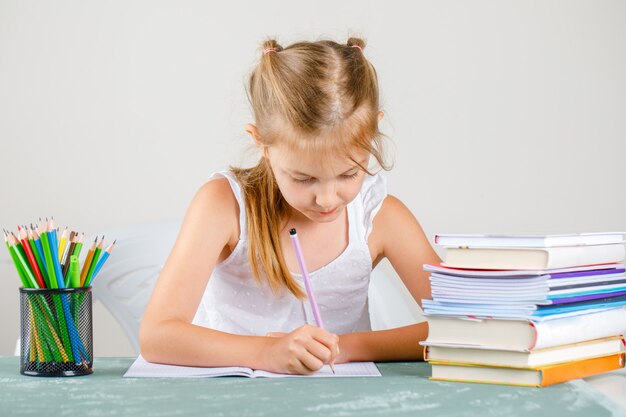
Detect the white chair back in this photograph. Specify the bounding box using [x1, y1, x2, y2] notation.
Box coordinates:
[91, 219, 181, 355]
[368, 259, 425, 330]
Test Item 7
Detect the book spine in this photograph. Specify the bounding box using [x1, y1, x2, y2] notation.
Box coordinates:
[534, 307, 626, 349]
[544, 244, 625, 269]
[539, 353, 625, 387]
[529, 322, 539, 350]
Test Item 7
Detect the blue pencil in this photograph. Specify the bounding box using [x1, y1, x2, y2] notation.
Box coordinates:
[87, 240, 115, 286]
[48, 220, 66, 288]
[49, 220, 86, 362]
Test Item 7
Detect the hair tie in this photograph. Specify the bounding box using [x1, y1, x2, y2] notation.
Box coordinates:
[263, 47, 277, 55]
[350, 45, 362, 52]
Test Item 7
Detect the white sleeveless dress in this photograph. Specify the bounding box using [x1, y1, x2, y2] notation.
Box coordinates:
[192, 170, 387, 335]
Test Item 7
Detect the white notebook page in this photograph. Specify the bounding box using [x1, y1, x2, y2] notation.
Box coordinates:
[124, 355, 381, 378]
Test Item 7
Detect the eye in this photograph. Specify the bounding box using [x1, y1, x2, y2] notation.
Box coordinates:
[341, 171, 360, 180]
[292, 177, 315, 184]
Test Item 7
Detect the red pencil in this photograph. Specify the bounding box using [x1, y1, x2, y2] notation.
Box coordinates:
[17, 226, 46, 288]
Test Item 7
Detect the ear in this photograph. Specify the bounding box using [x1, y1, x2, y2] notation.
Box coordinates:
[245, 123, 270, 158]
[245, 123, 262, 145]
[377, 111, 384, 122]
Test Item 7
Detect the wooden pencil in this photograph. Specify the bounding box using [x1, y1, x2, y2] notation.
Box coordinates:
[57, 227, 68, 263]
[84, 236, 104, 287]
[79, 237, 98, 287]
[61, 232, 77, 280]
[18, 226, 45, 288]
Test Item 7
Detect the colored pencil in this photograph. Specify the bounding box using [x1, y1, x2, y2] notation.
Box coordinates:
[61, 231, 76, 264]
[57, 227, 68, 263]
[62, 232, 77, 285]
[11, 232, 31, 279]
[80, 237, 97, 287]
[18, 226, 46, 288]
[37, 221, 73, 359]
[32, 225, 50, 287]
[84, 237, 104, 287]
[48, 218, 65, 289]
[73, 233, 84, 258]
[87, 240, 115, 286]
[289, 228, 335, 373]
[4, 230, 29, 287]
[7, 233, 38, 288]
[38, 221, 56, 288]
[28, 226, 49, 287]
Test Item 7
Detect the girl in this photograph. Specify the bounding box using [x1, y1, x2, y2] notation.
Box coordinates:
[139, 37, 441, 375]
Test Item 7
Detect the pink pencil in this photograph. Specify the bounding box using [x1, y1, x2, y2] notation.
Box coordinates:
[289, 228, 335, 373]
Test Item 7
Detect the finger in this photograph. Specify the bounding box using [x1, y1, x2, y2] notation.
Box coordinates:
[297, 349, 325, 373]
[308, 327, 340, 360]
[305, 339, 333, 365]
[327, 340, 340, 365]
[333, 343, 340, 362]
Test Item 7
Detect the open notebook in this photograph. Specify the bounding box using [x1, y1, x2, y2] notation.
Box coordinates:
[124, 355, 381, 378]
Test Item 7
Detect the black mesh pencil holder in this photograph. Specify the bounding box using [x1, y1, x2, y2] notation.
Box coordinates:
[19, 287, 93, 377]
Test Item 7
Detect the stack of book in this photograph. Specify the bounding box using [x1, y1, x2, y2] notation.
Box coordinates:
[421, 232, 626, 387]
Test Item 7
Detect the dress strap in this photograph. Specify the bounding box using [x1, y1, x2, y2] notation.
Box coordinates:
[208, 171, 248, 240]
[347, 172, 387, 244]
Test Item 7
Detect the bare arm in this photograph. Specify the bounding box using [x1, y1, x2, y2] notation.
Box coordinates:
[336, 195, 441, 363]
[139, 179, 339, 374]
[139, 179, 264, 367]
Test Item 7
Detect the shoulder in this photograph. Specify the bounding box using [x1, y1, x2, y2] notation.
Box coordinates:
[195, 177, 238, 206]
[193, 177, 238, 212]
[367, 194, 421, 261]
[371, 195, 414, 233]
[186, 177, 240, 245]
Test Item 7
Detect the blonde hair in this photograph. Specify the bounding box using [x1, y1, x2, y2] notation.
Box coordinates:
[232, 37, 389, 298]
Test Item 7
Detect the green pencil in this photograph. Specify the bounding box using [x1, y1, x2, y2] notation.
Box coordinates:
[8, 235, 38, 288]
[84, 237, 103, 287]
[39, 230, 57, 289]
[28, 228, 49, 287]
[72, 233, 84, 258]
[4, 230, 29, 287]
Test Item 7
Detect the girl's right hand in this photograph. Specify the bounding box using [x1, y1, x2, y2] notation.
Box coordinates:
[262, 324, 340, 375]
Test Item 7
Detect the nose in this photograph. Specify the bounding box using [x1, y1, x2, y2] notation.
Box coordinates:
[315, 181, 339, 211]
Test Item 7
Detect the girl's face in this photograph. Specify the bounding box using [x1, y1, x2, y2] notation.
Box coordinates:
[266, 144, 370, 224]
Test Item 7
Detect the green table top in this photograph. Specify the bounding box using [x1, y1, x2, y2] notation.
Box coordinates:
[0, 357, 623, 417]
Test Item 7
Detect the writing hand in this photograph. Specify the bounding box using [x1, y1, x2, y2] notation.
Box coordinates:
[261, 324, 339, 374]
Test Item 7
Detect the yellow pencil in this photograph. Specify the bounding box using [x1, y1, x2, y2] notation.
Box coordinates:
[57, 227, 68, 262]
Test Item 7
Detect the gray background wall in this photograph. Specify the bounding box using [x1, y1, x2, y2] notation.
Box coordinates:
[1, 0, 625, 356]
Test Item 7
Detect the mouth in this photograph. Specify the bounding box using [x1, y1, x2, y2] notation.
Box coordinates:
[319, 208, 338, 215]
